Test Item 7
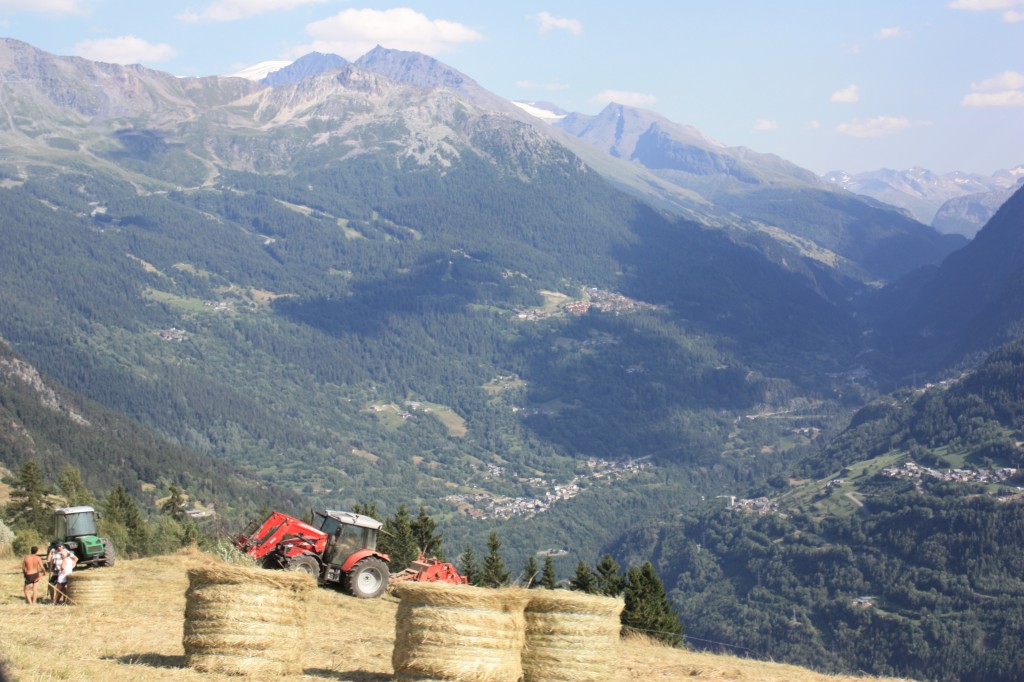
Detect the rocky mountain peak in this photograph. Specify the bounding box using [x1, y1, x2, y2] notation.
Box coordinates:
[262, 52, 349, 87]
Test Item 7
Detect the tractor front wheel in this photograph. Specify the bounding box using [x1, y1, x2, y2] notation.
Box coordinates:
[286, 554, 320, 579]
[345, 557, 389, 599]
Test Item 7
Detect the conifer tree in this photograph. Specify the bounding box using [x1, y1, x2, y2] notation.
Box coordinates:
[479, 531, 510, 587]
[622, 562, 683, 646]
[541, 554, 558, 589]
[352, 501, 380, 520]
[459, 543, 479, 586]
[58, 465, 95, 508]
[103, 484, 150, 556]
[160, 484, 187, 521]
[570, 560, 598, 593]
[6, 459, 51, 537]
[595, 553, 625, 597]
[380, 504, 419, 571]
[411, 506, 445, 560]
[522, 555, 539, 588]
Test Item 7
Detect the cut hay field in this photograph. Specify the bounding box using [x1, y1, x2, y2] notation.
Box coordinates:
[0, 550, 914, 681]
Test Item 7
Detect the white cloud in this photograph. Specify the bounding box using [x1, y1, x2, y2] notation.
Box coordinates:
[753, 119, 779, 131]
[74, 35, 177, 64]
[874, 27, 905, 39]
[961, 70, 1024, 107]
[836, 116, 929, 137]
[0, 0, 81, 12]
[947, 0, 1019, 9]
[291, 8, 484, 60]
[961, 90, 1024, 107]
[971, 70, 1024, 91]
[591, 90, 657, 107]
[533, 11, 582, 36]
[516, 80, 568, 92]
[947, 0, 1024, 21]
[809, 120, 821, 129]
[177, 0, 326, 22]
[830, 84, 859, 103]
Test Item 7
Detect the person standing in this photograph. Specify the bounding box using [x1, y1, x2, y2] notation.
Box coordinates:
[21, 546, 46, 605]
[53, 545, 77, 605]
[46, 542, 64, 604]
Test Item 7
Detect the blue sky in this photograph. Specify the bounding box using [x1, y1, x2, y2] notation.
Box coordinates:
[0, 1, 1021, 175]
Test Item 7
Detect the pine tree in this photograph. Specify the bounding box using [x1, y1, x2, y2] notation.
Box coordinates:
[622, 562, 683, 646]
[160, 484, 187, 521]
[411, 506, 444, 560]
[103, 484, 150, 557]
[58, 465, 95, 508]
[6, 459, 52, 537]
[459, 543, 479, 586]
[380, 504, 419, 571]
[352, 501, 380, 520]
[479, 531, 510, 587]
[595, 554, 625, 597]
[570, 561, 598, 593]
[522, 555, 539, 588]
[541, 554, 558, 589]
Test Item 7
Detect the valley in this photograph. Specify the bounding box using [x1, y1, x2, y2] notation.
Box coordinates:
[0, 34, 1022, 682]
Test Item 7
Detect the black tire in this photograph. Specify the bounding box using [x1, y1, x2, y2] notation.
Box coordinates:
[345, 557, 389, 599]
[286, 554, 321, 578]
[101, 539, 116, 568]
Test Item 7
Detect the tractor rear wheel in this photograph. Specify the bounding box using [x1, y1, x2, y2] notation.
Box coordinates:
[345, 557, 389, 599]
[101, 539, 116, 567]
[286, 554, 320, 578]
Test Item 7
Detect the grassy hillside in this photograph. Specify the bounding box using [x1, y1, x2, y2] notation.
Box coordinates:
[0, 549, 912, 681]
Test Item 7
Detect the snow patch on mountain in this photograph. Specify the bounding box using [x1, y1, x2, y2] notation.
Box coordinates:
[511, 100, 566, 122]
[229, 60, 293, 81]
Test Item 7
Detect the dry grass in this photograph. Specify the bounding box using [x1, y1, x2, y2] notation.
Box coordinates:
[0, 550, 914, 681]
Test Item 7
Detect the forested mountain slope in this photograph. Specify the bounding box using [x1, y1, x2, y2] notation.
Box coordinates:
[0, 338, 299, 518]
[0, 38, 870, 513]
[611, 335, 1024, 681]
[555, 103, 965, 282]
[871, 185, 1024, 378]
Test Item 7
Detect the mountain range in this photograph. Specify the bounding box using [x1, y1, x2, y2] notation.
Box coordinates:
[823, 166, 1024, 237]
[2, 36, 1024, 680]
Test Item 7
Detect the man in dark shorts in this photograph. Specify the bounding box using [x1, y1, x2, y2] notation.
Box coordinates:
[21, 546, 46, 605]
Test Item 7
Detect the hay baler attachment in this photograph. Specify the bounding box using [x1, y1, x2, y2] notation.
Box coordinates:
[390, 553, 468, 585]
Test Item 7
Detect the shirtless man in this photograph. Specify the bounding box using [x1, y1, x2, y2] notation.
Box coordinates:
[21, 546, 46, 605]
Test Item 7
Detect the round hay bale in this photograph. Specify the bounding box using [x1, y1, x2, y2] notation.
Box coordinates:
[66, 568, 119, 607]
[522, 590, 625, 682]
[183, 563, 315, 677]
[391, 581, 529, 682]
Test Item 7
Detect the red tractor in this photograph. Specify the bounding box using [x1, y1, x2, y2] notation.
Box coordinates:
[233, 509, 468, 598]
[233, 509, 391, 598]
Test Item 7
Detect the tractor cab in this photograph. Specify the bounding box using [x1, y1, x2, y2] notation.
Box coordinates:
[54, 506, 115, 568]
[311, 510, 390, 597]
[312, 509, 382, 565]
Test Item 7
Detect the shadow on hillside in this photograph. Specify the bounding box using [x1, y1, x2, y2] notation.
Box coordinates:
[304, 670, 389, 681]
[113, 653, 184, 669]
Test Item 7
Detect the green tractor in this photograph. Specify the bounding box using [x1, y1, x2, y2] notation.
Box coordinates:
[54, 506, 115, 568]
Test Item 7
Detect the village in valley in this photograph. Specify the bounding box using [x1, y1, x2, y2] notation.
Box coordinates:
[444, 457, 651, 520]
[880, 460, 1019, 486]
[514, 287, 660, 322]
